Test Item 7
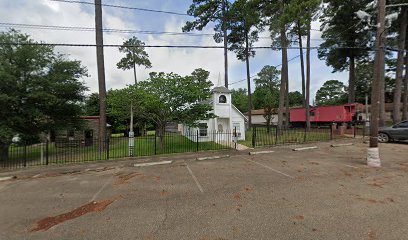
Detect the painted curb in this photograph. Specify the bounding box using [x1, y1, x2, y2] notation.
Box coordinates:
[0, 176, 16, 182]
[134, 161, 173, 167]
[249, 150, 275, 155]
[331, 143, 354, 147]
[196, 155, 230, 161]
[292, 146, 318, 151]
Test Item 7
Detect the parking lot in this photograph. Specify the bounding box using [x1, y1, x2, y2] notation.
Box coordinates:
[1, 140, 408, 240]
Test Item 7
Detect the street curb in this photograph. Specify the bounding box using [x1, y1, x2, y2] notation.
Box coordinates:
[196, 155, 230, 161]
[134, 161, 173, 167]
[292, 146, 318, 151]
[331, 143, 354, 147]
[0, 176, 16, 182]
[249, 150, 275, 155]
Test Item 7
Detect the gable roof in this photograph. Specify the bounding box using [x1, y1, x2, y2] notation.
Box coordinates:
[211, 86, 232, 93]
[232, 104, 248, 121]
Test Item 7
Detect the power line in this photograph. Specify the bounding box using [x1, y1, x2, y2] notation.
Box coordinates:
[49, 0, 189, 16]
[0, 42, 376, 50]
[0, 22, 326, 41]
[228, 54, 303, 86]
[0, 22, 213, 37]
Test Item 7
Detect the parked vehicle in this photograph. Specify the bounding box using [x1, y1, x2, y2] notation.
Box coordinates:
[378, 121, 408, 143]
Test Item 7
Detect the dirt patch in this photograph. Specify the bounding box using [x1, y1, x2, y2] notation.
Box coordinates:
[233, 193, 241, 200]
[355, 197, 385, 204]
[114, 172, 143, 186]
[309, 161, 319, 165]
[340, 170, 352, 177]
[294, 215, 304, 220]
[31, 196, 122, 232]
[368, 230, 377, 240]
[160, 190, 169, 196]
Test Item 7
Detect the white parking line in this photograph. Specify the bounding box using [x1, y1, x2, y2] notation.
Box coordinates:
[185, 164, 204, 193]
[344, 164, 359, 169]
[248, 159, 294, 179]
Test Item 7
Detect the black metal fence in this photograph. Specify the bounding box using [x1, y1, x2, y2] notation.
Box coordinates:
[0, 131, 235, 170]
[0, 126, 356, 170]
[246, 126, 338, 148]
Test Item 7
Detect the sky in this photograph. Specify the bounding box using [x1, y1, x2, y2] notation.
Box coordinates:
[0, 0, 350, 103]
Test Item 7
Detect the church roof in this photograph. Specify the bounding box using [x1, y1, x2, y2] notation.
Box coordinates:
[211, 86, 232, 93]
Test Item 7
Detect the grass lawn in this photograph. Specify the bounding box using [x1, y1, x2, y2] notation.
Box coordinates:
[2, 134, 227, 167]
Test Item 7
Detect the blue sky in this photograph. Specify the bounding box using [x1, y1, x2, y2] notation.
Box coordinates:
[0, 0, 349, 102]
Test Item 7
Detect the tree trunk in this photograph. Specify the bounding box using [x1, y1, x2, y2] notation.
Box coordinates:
[298, 21, 306, 108]
[393, 7, 407, 124]
[245, 33, 252, 129]
[305, 24, 311, 131]
[133, 63, 137, 85]
[348, 54, 356, 103]
[222, 0, 229, 88]
[95, 0, 107, 149]
[278, 26, 288, 132]
[158, 124, 165, 150]
[285, 72, 289, 128]
[0, 143, 9, 161]
[403, 30, 408, 121]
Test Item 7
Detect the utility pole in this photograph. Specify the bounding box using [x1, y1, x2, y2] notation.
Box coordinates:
[368, 0, 385, 167]
[222, 0, 229, 88]
[95, 0, 107, 149]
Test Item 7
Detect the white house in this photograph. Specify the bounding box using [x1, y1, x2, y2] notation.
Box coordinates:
[181, 85, 247, 142]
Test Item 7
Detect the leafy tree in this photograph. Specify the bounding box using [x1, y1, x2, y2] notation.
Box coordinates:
[228, 0, 262, 128]
[315, 80, 348, 106]
[253, 65, 281, 132]
[117, 36, 152, 84]
[0, 30, 88, 160]
[288, 91, 304, 106]
[318, 0, 372, 103]
[138, 70, 215, 148]
[107, 85, 146, 135]
[84, 92, 100, 116]
[183, 0, 231, 87]
[231, 88, 248, 113]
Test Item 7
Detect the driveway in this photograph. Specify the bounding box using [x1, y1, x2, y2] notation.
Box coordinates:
[1, 141, 408, 239]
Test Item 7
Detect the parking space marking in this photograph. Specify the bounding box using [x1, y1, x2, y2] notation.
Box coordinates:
[185, 164, 204, 193]
[248, 159, 295, 179]
[90, 169, 118, 202]
[344, 164, 359, 169]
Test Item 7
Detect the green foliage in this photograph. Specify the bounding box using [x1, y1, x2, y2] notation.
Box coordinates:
[182, 0, 231, 43]
[231, 88, 248, 113]
[315, 80, 348, 106]
[288, 91, 303, 107]
[0, 30, 88, 148]
[84, 92, 100, 116]
[318, 0, 372, 72]
[117, 37, 152, 70]
[138, 70, 215, 129]
[227, 0, 262, 61]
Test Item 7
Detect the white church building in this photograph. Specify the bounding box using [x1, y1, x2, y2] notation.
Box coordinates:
[181, 85, 247, 142]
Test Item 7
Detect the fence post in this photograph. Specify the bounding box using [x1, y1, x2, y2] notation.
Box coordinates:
[46, 139, 49, 165]
[252, 126, 256, 148]
[23, 143, 27, 167]
[196, 130, 199, 152]
[330, 123, 334, 140]
[303, 125, 307, 143]
[353, 125, 356, 138]
[154, 131, 157, 155]
[234, 127, 237, 150]
[106, 136, 110, 160]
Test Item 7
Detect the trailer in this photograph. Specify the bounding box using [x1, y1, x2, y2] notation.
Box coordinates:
[289, 103, 364, 127]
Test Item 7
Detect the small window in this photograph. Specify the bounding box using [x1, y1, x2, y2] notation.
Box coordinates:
[219, 95, 227, 103]
[232, 122, 241, 136]
[396, 121, 408, 128]
[309, 111, 315, 117]
[218, 124, 224, 132]
[199, 123, 208, 136]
